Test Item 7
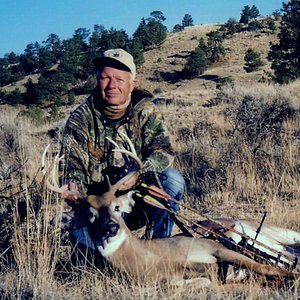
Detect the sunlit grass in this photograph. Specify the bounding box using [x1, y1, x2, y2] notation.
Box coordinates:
[1, 78, 300, 298]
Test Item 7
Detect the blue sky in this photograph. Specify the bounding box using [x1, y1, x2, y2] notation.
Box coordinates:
[0, 0, 285, 57]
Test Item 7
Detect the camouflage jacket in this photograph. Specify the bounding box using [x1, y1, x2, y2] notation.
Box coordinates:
[60, 88, 175, 195]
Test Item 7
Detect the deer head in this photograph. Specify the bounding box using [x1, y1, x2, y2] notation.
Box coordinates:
[42, 132, 143, 233]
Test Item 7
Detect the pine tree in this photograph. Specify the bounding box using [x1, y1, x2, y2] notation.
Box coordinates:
[266, 17, 276, 33]
[240, 5, 251, 24]
[183, 38, 208, 78]
[182, 14, 194, 28]
[223, 18, 238, 36]
[240, 5, 260, 24]
[206, 31, 225, 63]
[244, 48, 263, 72]
[23, 78, 41, 105]
[268, 0, 300, 83]
[133, 12, 167, 49]
[129, 39, 144, 66]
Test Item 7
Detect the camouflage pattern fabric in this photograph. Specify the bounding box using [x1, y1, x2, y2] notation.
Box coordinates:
[60, 88, 175, 195]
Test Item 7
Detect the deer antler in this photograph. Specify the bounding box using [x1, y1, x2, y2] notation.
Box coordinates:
[87, 173, 137, 210]
[87, 133, 144, 210]
[106, 131, 144, 169]
[41, 144, 85, 199]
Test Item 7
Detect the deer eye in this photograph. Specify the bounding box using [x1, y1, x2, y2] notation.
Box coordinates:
[114, 206, 120, 212]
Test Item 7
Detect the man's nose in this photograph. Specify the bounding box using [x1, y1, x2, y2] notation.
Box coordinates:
[107, 78, 117, 88]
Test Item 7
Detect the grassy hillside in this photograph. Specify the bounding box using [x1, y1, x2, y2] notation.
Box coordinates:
[136, 23, 278, 97]
[1, 23, 300, 299]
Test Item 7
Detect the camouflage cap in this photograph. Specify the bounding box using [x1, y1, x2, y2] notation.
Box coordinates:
[93, 48, 136, 79]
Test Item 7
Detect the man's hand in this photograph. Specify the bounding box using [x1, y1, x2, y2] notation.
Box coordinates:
[61, 181, 82, 201]
[118, 173, 139, 191]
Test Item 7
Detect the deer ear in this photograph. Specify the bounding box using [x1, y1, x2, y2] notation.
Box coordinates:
[126, 191, 136, 211]
[87, 195, 103, 210]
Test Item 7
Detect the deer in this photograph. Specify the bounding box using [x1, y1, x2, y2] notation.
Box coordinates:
[41, 137, 300, 286]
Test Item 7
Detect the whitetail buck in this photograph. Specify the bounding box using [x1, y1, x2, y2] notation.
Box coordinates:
[42, 138, 300, 286]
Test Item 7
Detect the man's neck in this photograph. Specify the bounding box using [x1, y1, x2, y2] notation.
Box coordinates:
[92, 88, 131, 120]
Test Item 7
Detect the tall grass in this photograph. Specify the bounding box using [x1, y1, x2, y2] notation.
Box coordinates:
[0, 81, 300, 298]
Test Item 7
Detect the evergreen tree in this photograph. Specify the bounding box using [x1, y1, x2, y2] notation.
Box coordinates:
[272, 9, 282, 20]
[240, 5, 260, 24]
[182, 14, 194, 28]
[173, 24, 184, 32]
[19, 42, 41, 74]
[68, 91, 76, 105]
[206, 31, 225, 63]
[150, 10, 166, 22]
[89, 25, 106, 49]
[129, 39, 144, 66]
[5, 52, 19, 64]
[223, 18, 238, 36]
[5, 88, 23, 105]
[249, 5, 260, 19]
[240, 5, 251, 24]
[38, 47, 55, 70]
[248, 20, 263, 32]
[0, 58, 12, 86]
[183, 38, 208, 78]
[133, 12, 167, 49]
[244, 48, 263, 72]
[23, 78, 40, 105]
[59, 38, 82, 82]
[268, 0, 300, 83]
[43, 33, 62, 60]
[266, 17, 276, 33]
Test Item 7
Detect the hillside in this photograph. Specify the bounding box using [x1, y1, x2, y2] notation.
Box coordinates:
[1, 22, 278, 103]
[136, 23, 278, 100]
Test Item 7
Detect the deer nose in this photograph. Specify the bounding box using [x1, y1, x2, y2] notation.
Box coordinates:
[106, 221, 120, 237]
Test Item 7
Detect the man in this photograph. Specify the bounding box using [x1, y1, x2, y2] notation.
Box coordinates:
[60, 48, 185, 250]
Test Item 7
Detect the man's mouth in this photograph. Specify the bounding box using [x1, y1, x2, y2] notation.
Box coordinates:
[106, 92, 119, 97]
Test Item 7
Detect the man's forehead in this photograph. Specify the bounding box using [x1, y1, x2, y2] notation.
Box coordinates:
[98, 66, 132, 77]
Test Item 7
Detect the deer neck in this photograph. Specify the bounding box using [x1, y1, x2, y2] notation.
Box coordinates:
[100, 226, 169, 277]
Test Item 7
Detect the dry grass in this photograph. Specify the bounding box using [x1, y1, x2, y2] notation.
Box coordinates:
[1, 24, 300, 299]
[2, 74, 40, 93]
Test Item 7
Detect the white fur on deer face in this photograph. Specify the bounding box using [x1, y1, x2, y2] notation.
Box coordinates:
[89, 191, 135, 257]
[109, 190, 135, 217]
[97, 227, 127, 257]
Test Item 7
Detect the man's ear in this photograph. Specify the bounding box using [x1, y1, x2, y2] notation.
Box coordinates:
[130, 80, 135, 93]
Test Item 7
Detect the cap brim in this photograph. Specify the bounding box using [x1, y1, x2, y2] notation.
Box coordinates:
[93, 56, 131, 73]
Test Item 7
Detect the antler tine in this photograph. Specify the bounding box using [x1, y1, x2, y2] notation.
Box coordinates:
[41, 144, 67, 194]
[112, 149, 144, 169]
[51, 154, 64, 189]
[106, 136, 121, 150]
[118, 131, 137, 156]
[105, 134, 144, 169]
[87, 172, 137, 210]
[105, 174, 112, 190]
[41, 144, 51, 175]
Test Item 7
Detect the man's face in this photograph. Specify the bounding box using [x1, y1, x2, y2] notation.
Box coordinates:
[97, 66, 135, 106]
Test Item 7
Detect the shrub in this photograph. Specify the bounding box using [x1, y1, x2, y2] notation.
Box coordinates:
[216, 77, 234, 89]
[68, 92, 75, 105]
[244, 48, 263, 73]
[18, 106, 47, 126]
